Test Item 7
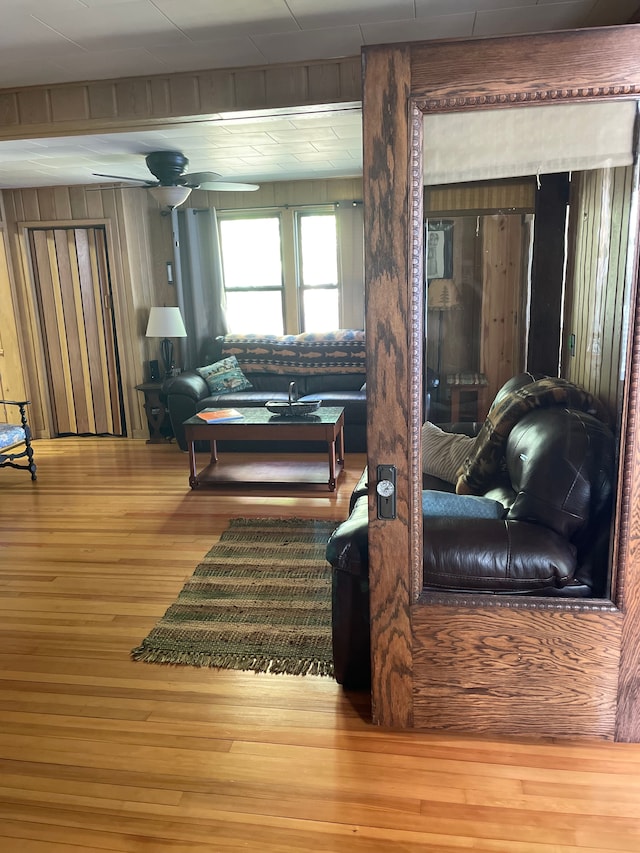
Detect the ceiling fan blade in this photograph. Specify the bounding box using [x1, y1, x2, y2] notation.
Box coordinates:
[184, 170, 222, 185]
[196, 180, 260, 192]
[93, 172, 157, 186]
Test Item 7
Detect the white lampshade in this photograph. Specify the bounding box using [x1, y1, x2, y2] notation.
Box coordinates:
[149, 185, 192, 210]
[145, 306, 187, 338]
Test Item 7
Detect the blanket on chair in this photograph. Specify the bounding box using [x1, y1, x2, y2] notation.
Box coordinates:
[455, 377, 607, 495]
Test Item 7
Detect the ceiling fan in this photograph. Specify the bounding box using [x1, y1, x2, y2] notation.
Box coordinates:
[93, 150, 259, 208]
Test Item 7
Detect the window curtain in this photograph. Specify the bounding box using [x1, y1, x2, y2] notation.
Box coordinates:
[171, 207, 228, 369]
[336, 201, 365, 329]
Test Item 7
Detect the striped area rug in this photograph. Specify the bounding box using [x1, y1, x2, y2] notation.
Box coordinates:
[131, 517, 338, 677]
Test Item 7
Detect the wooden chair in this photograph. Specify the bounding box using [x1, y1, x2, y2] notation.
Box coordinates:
[0, 399, 37, 480]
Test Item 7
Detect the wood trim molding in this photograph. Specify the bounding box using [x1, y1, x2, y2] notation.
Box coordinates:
[415, 84, 640, 113]
[418, 593, 620, 611]
[0, 57, 362, 142]
[409, 25, 640, 107]
[409, 101, 424, 599]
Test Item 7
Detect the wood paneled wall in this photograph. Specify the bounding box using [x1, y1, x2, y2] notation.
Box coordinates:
[424, 180, 534, 407]
[194, 177, 363, 212]
[0, 227, 27, 420]
[480, 214, 525, 403]
[0, 58, 361, 142]
[425, 178, 535, 216]
[563, 166, 633, 423]
[425, 216, 480, 383]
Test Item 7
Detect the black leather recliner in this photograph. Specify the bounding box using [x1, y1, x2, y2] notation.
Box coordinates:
[326, 375, 616, 686]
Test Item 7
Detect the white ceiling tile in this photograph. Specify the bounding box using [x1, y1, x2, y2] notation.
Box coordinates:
[264, 127, 341, 143]
[312, 137, 361, 151]
[0, 60, 72, 88]
[219, 120, 298, 134]
[144, 37, 267, 69]
[238, 153, 307, 166]
[188, 130, 278, 145]
[258, 142, 322, 155]
[0, 12, 82, 53]
[287, 0, 415, 28]
[32, 2, 188, 50]
[362, 13, 475, 44]
[473, 1, 596, 36]
[151, 0, 299, 39]
[293, 150, 349, 162]
[289, 113, 361, 130]
[252, 25, 363, 63]
[416, 0, 531, 13]
[53, 48, 168, 80]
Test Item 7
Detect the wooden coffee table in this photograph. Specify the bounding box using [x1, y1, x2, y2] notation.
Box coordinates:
[183, 406, 345, 491]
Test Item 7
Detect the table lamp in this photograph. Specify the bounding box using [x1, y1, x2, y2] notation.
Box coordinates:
[145, 306, 187, 378]
[427, 279, 462, 379]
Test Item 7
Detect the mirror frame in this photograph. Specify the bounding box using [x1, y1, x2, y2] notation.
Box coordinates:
[363, 24, 640, 739]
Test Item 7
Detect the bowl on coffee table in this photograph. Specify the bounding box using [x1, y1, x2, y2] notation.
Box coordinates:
[265, 381, 321, 417]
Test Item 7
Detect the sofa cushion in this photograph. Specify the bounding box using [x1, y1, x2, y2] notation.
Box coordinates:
[199, 390, 289, 408]
[299, 391, 366, 424]
[421, 421, 475, 485]
[422, 517, 577, 592]
[196, 356, 252, 394]
[244, 373, 309, 395]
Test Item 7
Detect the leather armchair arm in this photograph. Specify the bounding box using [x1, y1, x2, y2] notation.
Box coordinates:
[162, 371, 208, 401]
[422, 517, 577, 593]
[326, 496, 368, 576]
[326, 496, 371, 687]
[162, 371, 209, 451]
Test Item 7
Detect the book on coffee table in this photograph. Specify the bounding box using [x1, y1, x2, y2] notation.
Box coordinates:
[196, 408, 244, 422]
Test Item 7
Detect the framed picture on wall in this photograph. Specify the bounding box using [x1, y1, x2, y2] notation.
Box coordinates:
[426, 219, 453, 280]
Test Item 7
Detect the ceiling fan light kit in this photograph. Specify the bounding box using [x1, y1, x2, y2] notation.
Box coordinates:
[93, 149, 260, 201]
[149, 185, 192, 210]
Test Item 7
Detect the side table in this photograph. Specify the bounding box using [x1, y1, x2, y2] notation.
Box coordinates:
[446, 372, 489, 422]
[135, 382, 173, 443]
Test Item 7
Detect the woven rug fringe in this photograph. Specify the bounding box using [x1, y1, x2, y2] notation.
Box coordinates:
[130, 517, 336, 679]
[130, 644, 334, 677]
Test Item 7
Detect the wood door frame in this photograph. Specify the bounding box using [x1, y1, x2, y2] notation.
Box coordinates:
[363, 25, 640, 739]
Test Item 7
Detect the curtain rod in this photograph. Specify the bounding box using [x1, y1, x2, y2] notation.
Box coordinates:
[192, 200, 363, 214]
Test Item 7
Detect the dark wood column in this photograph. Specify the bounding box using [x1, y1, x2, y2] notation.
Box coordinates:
[363, 43, 415, 728]
[527, 172, 570, 377]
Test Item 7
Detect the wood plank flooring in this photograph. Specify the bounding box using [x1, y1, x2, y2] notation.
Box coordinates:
[1, 437, 640, 852]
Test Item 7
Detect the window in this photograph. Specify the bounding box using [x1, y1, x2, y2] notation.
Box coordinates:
[296, 211, 339, 332]
[218, 214, 285, 334]
[218, 205, 340, 335]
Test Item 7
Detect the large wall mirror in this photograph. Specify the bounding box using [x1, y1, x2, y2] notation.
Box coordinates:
[422, 99, 638, 601]
[363, 25, 640, 740]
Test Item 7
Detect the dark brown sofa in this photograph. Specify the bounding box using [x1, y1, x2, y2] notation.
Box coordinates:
[163, 330, 367, 452]
[326, 374, 616, 687]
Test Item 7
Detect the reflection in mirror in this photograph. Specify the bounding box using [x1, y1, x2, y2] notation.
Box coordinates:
[420, 99, 638, 601]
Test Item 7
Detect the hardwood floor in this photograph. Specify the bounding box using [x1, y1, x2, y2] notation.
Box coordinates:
[1, 437, 640, 852]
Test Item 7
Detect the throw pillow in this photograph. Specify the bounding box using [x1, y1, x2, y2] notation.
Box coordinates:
[422, 490, 505, 519]
[421, 421, 475, 485]
[196, 356, 253, 394]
